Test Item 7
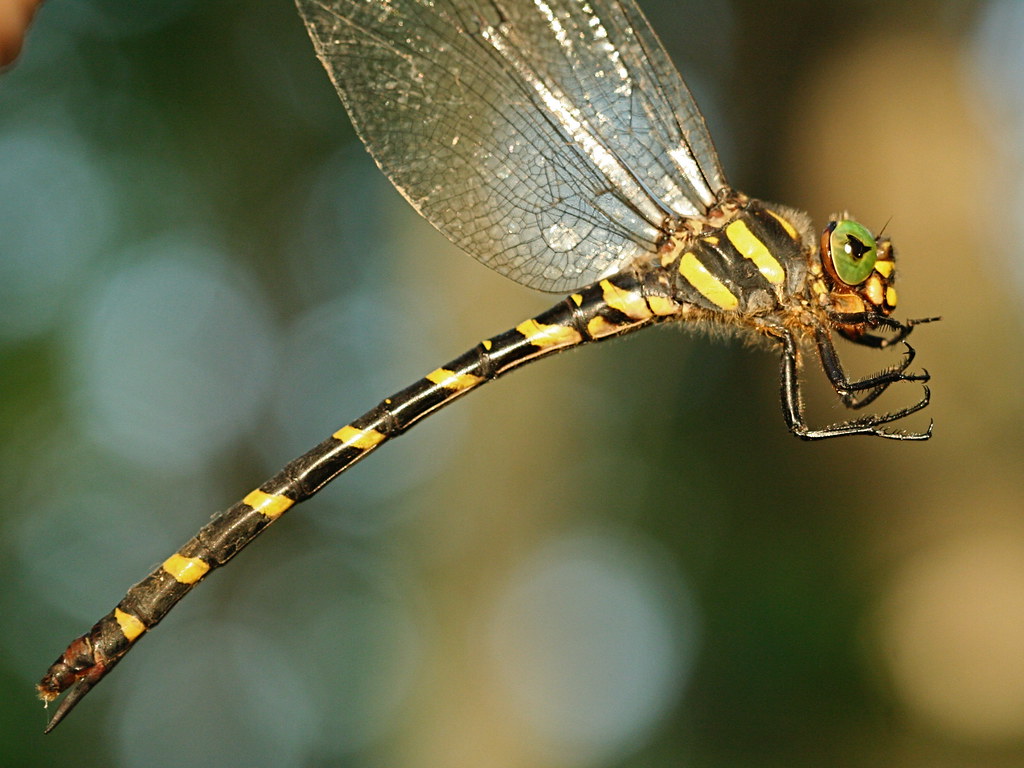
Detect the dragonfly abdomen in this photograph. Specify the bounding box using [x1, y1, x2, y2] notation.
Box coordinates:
[37, 267, 679, 730]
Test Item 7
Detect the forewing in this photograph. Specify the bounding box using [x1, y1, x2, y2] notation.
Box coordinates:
[296, 0, 728, 291]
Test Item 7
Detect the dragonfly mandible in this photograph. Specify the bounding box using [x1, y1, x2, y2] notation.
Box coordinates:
[38, 0, 934, 732]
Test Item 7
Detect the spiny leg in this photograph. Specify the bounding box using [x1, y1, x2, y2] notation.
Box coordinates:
[840, 315, 939, 407]
[814, 326, 929, 410]
[774, 326, 932, 440]
[829, 312, 941, 350]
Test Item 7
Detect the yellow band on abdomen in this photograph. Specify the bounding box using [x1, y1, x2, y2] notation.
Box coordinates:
[243, 489, 295, 520]
[162, 553, 210, 585]
[332, 424, 386, 450]
[114, 608, 147, 642]
[516, 318, 583, 348]
[426, 367, 483, 391]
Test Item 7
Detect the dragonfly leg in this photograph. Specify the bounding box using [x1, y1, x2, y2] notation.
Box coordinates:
[773, 325, 932, 440]
[814, 327, 929, 410]
[829, 312, 941, 350]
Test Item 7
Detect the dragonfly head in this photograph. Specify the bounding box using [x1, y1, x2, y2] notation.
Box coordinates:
[818, 217, 898, 342]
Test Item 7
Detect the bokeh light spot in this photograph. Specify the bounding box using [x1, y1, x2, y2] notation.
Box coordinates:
[0, 127, 114, 340]
[486, 528, 699, 765]
[875, 529, 1024, 745]
[67, 235, 279, 473]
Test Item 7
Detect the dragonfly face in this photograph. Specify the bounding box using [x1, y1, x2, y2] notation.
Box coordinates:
[37, 0, 936, 733]
[816, 218, 902, 342]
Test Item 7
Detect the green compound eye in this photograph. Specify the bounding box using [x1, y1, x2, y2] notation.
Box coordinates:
[828, 219, 878, 285]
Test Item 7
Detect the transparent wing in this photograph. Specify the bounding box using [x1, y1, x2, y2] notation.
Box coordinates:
[296, 0, 728, 292]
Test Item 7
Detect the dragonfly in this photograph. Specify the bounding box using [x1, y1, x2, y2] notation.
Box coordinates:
[38, 0, 934, 733]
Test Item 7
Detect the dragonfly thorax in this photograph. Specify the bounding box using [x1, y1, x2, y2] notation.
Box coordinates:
[660, 198, 814, 318]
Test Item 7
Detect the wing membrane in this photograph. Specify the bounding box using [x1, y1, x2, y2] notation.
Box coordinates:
[296, 0, 727, 291]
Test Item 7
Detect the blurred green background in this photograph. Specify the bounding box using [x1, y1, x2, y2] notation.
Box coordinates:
[2, 0, 1022, 766]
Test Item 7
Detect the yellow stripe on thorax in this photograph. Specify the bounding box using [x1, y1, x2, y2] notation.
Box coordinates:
[114, 608, 147, 642]
[243, 489, 295, 520]
[725, 219, 784, 284]
[426, 367, 483, 391]
[679, 252, 738, 310]
[332, 424, 386, 450]
[646, 295, 678, 316]
[516, 318, 583, 348]
[766, 209, 799, 240]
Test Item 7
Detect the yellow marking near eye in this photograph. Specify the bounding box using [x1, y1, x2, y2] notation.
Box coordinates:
[766, 209, 799, 240]
[833, 293, 866, 314]
[426, 367, 483, 391]
[516, 318, 583, 348]
[886, 286, 898, 307]
[332, 424, 386, 450]
[865, 275, 884, 306]
[703, 235, 719, 246]
[600, 279, 652, 321]
[646, 295, 678, 316]
[726, 219, 784, 284]
[874, 260, 894, 278]
[587, 315, 618, 338]
[482, 339, 493, 350]
[114, 608, 146, 642]
[243, 489, 295, 520]
[570, 293, 583, 306]
[679, 252, 738, 310]
[162, 553, 210, 585]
